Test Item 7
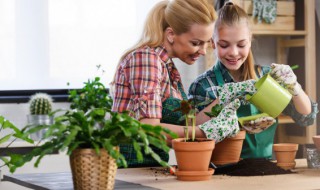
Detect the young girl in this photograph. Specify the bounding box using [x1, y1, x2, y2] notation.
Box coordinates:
[189, 2, 318, 159]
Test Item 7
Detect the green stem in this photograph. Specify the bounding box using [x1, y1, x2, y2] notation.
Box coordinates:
[192, 116, 195, 141]
[185, 116, 189, 142]
[291, 64, 299, 70]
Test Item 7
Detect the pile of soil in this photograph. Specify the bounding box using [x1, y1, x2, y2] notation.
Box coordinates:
[214, 158, 295, 176]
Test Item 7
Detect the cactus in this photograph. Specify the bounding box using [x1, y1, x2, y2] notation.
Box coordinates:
[29, 93, 53, 115]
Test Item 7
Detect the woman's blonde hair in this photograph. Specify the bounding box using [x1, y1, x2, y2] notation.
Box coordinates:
[113, 0, 216, 79]
[214, 2, 256, 80]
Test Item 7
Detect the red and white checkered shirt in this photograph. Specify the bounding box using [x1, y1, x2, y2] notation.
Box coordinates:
[112, 46, 184, 120]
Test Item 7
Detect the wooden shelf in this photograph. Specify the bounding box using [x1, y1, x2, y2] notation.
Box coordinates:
[278, 115, 294, 124]
[253, 30, 307, 36]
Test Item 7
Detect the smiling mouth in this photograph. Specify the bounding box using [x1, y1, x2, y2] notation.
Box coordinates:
[226, 58, 241, 64]
[190, 54, 200, 61]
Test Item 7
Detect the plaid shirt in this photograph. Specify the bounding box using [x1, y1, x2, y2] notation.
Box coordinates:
[189, 61, 318, 127]
[112, 46, 184, 120]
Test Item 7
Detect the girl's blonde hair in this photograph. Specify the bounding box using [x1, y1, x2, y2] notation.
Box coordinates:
[214, 2, 256, 81]
[112, 0, 216, 83]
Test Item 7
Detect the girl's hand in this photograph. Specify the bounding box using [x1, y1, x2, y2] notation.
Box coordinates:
[270, 63, 302, 96]
[242, 116, 276, 134]
[199, 99, 241, 143]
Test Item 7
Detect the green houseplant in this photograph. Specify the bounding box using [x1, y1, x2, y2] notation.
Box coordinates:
[0, 77, 177, 189]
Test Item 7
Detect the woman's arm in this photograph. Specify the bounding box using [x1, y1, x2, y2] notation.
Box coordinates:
[140, 118, 206, 146]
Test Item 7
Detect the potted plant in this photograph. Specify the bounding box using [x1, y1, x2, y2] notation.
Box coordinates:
[171, 100, 215, 181]
[27, 93, 54, 140]
[205, 103, 246, 166]
[0, 77, 177, 190]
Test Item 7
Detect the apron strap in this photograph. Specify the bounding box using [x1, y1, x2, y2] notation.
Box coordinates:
[213, 61, 225, 87]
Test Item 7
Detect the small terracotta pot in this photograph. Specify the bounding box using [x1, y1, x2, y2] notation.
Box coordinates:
[172, 138, 215, 171]
[172, 138, 215, 181]
[312, 135, 320, 151]
[211, 130, 246, 165]
[273, 143, 298, 170]
[175, 168, 214, 181]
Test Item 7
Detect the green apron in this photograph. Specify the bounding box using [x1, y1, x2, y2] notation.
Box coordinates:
[213, 64, 277, 159]
[120, 65, 187, 168]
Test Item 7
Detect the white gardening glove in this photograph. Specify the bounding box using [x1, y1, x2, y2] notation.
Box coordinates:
[216, 80, 257, 106]
[270, 63, 302, 96]
[242, 116, 276, 134]
[199, 99, 241, 143]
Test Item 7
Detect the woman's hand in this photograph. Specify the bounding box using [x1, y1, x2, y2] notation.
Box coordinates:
[270, 63, 302, 96]
[199, 99, 241, 143]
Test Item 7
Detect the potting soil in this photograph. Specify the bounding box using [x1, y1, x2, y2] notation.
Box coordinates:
[214, 158, 295, 176]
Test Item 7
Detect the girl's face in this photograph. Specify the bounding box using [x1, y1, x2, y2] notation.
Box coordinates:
[170, 23, 214, 65]
[213, 22, 252, 72]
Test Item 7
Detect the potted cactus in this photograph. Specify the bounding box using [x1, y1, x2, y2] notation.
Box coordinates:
[27, 93, 54, 140]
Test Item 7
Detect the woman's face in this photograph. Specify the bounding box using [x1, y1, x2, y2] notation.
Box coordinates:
[170, 23, 214, 65]
[213, 22, 251, 71]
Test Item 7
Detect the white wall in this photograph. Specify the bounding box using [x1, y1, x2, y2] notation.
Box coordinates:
[0, 37, 276, 132]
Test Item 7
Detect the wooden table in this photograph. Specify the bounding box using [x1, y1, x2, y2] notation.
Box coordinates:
[115, 159, 320, 190]
[2, 159, 320, 190]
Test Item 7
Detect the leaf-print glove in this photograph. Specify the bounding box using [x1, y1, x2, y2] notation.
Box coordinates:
[270, 63, 302, 96]
[216, 80, 257, 106]
[199, 99, 241, 143]
[242, 116, 276, 134]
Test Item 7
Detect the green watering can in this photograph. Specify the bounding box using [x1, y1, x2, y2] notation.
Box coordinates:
[244, 74, 292, 118]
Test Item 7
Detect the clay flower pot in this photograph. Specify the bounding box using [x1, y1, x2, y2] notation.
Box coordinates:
[211, 130, 246, 165]
[273, 143, 298, 170]
[172, 138, 215, 181]
[312, 135, 320, 151]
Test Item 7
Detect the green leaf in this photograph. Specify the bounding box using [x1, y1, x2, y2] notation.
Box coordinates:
[0, 134, 12, 145]
[61, 126, 80, 151]
[132, 140, 143, 162]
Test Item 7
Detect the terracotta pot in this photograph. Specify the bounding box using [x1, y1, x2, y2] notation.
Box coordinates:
[312, 135, 320, 151]
[273, 143, 298, 170]
[172, 138, 215, 171]
[174, 168, 214, 181]
[172, 138, 215, 181]
[211, 130, 246, 165]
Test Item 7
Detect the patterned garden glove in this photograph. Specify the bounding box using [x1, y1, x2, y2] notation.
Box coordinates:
[242, 116, 276, 134]
[252, 0, 277, 24]
[270, 63, 302, 96]
[216, 80, 257, 106]
[199, 99, 241, 143]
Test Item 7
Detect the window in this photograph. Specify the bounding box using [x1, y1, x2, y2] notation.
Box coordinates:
[0, 0, 162, 91]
